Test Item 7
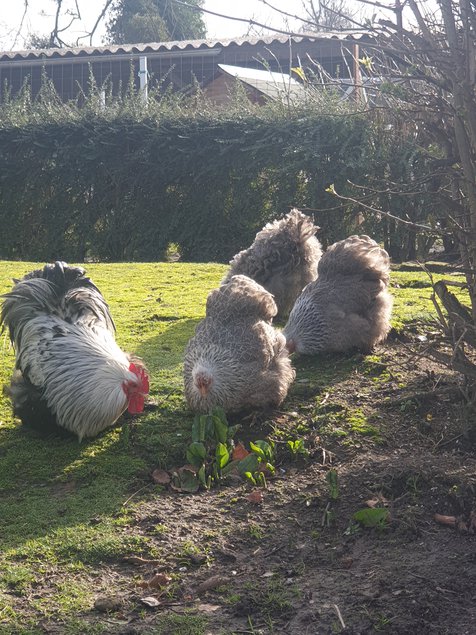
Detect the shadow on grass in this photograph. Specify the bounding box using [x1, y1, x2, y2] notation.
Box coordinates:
[287, 350, 366, 403]
[0, 421, 149, 551]
[0, 319, 203, 554]
[135, 317, 201, 372]
[0, 322, 363, 555]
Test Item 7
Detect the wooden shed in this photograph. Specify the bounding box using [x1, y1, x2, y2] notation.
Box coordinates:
[0, 33, 373, 103]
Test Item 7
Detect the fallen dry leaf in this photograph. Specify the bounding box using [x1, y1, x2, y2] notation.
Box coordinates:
[197, 603, 221, 613]
[246, 490, 263, 504]
[151, 468, 171, 485]
[195, 575, 229, 595]
[434, 513, 456, 528]
[232, 443, 249, 461]
[94, 596, 123, 612]
[365, 495, 388, 508]
[140, 596, 161, 608]
[170, 466, 200, 493]
[138, 573, 172, 589]
[340, 557, 353, 569]
[123, 556, 163, 566]
[435, 512, 476, 534]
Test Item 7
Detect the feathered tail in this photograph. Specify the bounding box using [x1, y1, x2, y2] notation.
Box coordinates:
[223, 209, 321, 284]
[207, 275, 277, 322]
[318, 235, 390, 287]
[1, 261, 115, 347]
[255, 208, 319, 248]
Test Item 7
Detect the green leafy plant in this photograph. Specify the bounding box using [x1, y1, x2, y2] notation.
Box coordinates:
[178, 407, 237, 489]
[175, 408, 276, 491]
[353, 508, 390, 530]
[237, 440, 276, 487]
[286, 438, 309, 458]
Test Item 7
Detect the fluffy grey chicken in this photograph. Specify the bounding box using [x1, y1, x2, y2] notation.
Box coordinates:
[1, 261, 149, 440]
[283, 235, 393, 354]
[183, 275, 295, 413]
[222, 208, 322, 318]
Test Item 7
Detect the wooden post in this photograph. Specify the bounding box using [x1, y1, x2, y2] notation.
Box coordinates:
[352, 43, 363, 103]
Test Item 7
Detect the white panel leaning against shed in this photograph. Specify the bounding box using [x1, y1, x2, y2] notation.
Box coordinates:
[1, 261, 149, 441]
[283, 235, 393, 355]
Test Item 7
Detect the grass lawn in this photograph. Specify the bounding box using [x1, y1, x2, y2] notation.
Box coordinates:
[0, 260, 467, 634]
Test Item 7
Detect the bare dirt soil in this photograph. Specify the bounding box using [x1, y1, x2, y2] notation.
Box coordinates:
[43, 339, 476, 635]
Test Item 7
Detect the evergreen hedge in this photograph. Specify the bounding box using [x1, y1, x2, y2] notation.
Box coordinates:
[0, 83, 434, 262]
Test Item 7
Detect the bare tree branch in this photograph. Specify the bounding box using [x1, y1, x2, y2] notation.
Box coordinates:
[257, 0, 318, 28]
[50, 0, 64, 46]
[11, 0, 29, 50]
[76, 0, 116, 46]
[330, 184, 449, 234]
[171, 0, 367, 34]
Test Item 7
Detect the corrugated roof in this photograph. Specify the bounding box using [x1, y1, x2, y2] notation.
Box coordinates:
[0, 32, 373, 63]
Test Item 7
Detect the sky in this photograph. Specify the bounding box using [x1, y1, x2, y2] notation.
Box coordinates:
[0, 0, 305, 50]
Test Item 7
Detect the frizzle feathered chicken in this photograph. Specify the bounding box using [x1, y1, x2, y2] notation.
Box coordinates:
[183, 275, 295, 413]
[283, 235, 393, 354]
[1, 261, 149, 440]
[222, 209, 322, 318]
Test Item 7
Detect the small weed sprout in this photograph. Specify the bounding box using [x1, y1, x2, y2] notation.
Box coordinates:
[406, 474, 421, 496]
[248, 521, 265, 540]
[287, 438, 309, 458]
[241, 440, 276, 487]
[326, 469, 339, 500]
[353, 507, 390, 531]
[153, 523, 169, 535]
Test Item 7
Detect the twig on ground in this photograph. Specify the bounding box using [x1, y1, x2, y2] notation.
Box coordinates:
[122, 484, 152, 507]
[321, 448, 335, 465]
[123, 556, 165, 566]
[333, 603, 346, 629]
[434, 433, 464, 449]
[262, 544, 286, 558]
[436, 585, 458, 595]
[321, 502, 331, 527]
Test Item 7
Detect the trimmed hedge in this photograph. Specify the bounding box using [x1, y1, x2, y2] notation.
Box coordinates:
[0, 87, 435, 262]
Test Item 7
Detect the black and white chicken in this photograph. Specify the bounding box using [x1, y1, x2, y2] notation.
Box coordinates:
[222, 208, 322, 319]
[283, 235, 393, 354]
[1, 261, 149, 440]
[183, 275, 295, 413]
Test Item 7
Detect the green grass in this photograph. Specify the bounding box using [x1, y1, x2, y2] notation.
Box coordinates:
[0, 260, 465, 630]
[390, 268, 466, 331]
[0, 261, 224, 629]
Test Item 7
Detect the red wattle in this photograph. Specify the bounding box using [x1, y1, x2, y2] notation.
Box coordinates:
[141, 371, 150, 394]
[128, 393, 145, 414]
[129, 362, 149, 394]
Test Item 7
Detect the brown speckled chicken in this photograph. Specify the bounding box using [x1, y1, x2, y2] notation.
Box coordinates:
[183, 275, 295, 413]
[222, 208, 322, 318]
[283, 235, 393, 354]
